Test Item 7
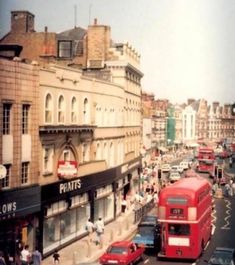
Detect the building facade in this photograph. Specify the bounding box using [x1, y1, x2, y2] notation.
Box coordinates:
[0, 57, 41, 257]
[0, 10, 143, 257]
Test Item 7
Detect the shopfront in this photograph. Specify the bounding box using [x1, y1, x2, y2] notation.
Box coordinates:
[0, 185, 41, 259]
[41, 167, 117, 256]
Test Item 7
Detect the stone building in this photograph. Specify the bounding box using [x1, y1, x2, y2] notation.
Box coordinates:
[1, 10, 143, 256]
[207, 102, 221, 143]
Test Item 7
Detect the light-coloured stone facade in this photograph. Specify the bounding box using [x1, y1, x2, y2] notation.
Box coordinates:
[39, 63, 138, 184]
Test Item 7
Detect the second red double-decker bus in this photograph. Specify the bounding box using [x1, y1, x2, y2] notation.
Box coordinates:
[197, 147, 215, 177]
[158, 176, 212, 259]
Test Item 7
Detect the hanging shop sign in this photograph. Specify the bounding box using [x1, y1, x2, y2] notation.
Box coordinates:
[57, 161, 78, 178]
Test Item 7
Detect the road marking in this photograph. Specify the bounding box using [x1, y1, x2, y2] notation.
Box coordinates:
[221, 199, 231, 230]
[212, 224, 216, 235]
[144, 258, 149, 264]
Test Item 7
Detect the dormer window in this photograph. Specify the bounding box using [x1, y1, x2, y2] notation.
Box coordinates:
[58, 40, 72, 58]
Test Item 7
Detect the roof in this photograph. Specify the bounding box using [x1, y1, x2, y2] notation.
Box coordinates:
[110, 241, 132, 248]
[57, 27, 86, 41]
[160, 176, 211, 197]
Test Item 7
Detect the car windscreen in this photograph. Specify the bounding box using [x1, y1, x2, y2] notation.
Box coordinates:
[209, 251, 234, 265]
[107, 246, 128, 254]
[137, 225, 155, 235]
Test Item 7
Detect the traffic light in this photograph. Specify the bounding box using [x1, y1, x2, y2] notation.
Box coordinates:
[217, 168, 223, 179]
[214, 165, 218, 177]
[231, 103, 235, 116]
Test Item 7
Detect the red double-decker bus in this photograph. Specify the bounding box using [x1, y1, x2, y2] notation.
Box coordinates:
[158, 176, 212, 259]
[197, 147, 215, 177]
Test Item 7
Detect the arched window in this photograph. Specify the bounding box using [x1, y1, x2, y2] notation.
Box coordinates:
[96, 142, 101, 160]
[58, 95, 65, 123]
[83, 98, 89, 124]
[104, 142, 108, 166]
[71, 97, 77, 123]
[45, 93, 53, 123]
[109, 142, 114, 167]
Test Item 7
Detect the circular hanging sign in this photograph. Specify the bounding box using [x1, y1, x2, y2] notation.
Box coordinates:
[0, 165, 7, 180]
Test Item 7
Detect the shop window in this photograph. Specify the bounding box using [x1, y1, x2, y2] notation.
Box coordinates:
[3, 103, 11, 135]
[21, 162, 29, 184]
[47, 200, 67, 217]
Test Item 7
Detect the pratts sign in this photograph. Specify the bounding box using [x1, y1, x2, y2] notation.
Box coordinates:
[57, 161, 78, 178]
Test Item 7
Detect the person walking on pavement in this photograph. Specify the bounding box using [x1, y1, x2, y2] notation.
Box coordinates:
[121, 197, 127, 213]
[94, 217, 104, 247]
[0, 251, 6, 265]
[31, 247, 42, 265]
[52, 249, 60, 265]
[20, 245, 31, 265]
[85, 218, 95, 243]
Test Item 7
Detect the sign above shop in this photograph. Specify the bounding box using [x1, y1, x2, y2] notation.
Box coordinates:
[58, 161, 78, 178]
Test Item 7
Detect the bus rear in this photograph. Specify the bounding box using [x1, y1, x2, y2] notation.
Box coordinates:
[158, 177, 212, 259]
[197, 148, 215, 174]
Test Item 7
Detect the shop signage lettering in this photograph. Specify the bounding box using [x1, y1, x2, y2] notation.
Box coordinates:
[0, 202, 17, 220]
[59, 179, 81, 194]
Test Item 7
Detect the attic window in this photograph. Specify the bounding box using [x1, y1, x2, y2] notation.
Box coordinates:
[58, 40, 72, 58]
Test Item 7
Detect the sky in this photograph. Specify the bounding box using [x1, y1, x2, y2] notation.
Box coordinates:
[1, 0, 235, 105]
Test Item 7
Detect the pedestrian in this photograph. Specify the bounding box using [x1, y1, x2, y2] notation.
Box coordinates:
[232, 180, 235, 196]
[31, 247, 42, 265]
[121, 197, 127, 213]
[0, 251, 6, 265]
[20, 245, 31, 265]
[52, 249, 60, 265]
[85, 218, 95, 243]
[94, 217, 104, 247]
[224, 183, 230, 197]
[153, 191, 159, 204]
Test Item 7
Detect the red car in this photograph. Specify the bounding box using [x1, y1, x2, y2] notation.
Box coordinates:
[99, 240, 145, 265]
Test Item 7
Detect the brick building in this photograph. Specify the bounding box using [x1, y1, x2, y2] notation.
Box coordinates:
[0, 55, 41, 258]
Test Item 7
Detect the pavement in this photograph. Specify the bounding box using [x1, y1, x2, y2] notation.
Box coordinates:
[41, 151, 189, 265]
[42, 208, 139, 265]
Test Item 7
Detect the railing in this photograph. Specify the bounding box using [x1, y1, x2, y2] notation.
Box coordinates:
[133, 199, 155, 223]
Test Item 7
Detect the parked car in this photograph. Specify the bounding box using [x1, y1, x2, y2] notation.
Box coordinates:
[205, 247, 235, 265]
[171, 165, 184, 174]
[161, 163, 171, 172]
[133, 215, 161, 250]
[180, 161, 189, 170]
[169, 171, 181, 182]
[183, 157, 194, 167]
[99, 240, 144, 265]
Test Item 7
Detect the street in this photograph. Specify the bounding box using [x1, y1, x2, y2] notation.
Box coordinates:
[135, 169, 235, 265]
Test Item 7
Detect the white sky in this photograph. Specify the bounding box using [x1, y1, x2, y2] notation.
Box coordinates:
[1, 0, 235, 105]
